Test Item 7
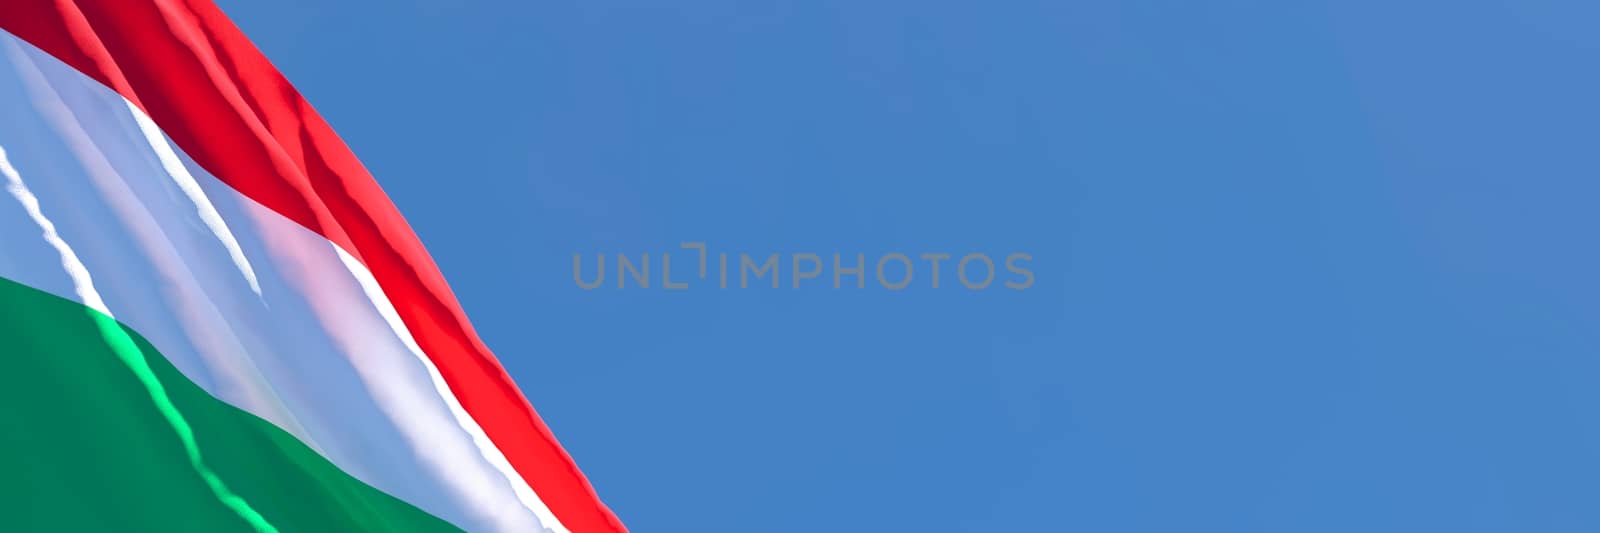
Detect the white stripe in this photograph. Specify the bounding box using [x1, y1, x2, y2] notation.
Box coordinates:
[0, 34, 562, 532]
[335, 247, 565, 531]
[126, 98, 264, 298]
[0, 144, 108, 314]
[6, 42, 305, 435]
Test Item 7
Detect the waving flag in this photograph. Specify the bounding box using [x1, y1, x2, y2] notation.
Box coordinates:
[0, 2, 623, 532]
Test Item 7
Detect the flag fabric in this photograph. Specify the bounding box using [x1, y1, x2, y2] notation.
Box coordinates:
[0, 2, 624, 532]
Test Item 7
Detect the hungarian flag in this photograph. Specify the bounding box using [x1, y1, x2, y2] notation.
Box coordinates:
[0, 2, 623, 532]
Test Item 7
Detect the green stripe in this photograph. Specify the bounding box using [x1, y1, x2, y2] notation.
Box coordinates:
[0, 276, 460, 532]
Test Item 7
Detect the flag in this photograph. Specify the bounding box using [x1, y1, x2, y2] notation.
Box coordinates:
[0, 2, 624, 531]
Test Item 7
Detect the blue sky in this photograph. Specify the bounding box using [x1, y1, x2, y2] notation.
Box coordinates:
[218, 1, 1600, 531]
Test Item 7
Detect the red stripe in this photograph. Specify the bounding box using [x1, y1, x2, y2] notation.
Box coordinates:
[0, 2, 626, 531]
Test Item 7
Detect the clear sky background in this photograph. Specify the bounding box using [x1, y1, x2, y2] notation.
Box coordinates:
[217, 1, 1599, 531]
